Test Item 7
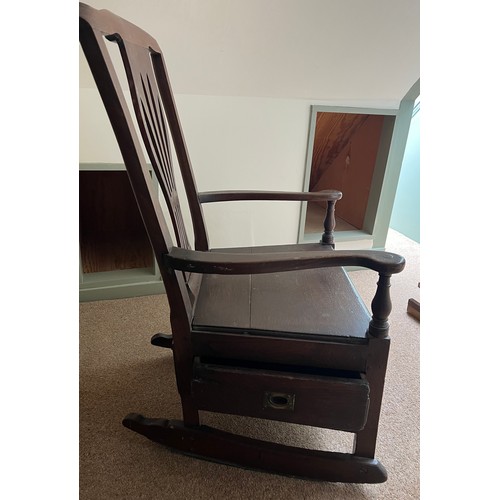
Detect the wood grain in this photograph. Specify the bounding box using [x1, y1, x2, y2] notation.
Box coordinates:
[192, 360, 370, 431]
[79, 171, 153, 273]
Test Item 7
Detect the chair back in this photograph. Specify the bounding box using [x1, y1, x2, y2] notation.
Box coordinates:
[79, 2, 207, 320]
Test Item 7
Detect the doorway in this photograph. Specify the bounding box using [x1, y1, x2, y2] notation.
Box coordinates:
[300, 106, 396, 242]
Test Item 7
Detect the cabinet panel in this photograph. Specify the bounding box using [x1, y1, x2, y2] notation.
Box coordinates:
[308, 112, 389, 231]
[79, 164, 162, 301]
[80, 170, 154, 273]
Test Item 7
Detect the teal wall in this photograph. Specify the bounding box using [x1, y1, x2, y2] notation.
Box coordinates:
[390, 99, 420, 242]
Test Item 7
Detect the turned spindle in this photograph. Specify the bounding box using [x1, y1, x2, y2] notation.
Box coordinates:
[368, 273, 393, 338]
[320, 200, 336, 246]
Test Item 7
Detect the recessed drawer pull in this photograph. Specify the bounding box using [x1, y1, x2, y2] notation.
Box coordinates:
[264, 391, 295, 411]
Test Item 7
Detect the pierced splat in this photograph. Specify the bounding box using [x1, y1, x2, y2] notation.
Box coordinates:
[139, 73, 174, 191]
[113, 37, 191, 250]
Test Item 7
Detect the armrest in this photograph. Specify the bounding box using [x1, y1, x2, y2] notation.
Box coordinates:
[198, 190, 342, 203]
[166, 246, 405, 338]
[198, 190, 342, 246]
[164, 246, 405, 276]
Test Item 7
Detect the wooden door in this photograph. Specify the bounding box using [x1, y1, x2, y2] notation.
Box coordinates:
[309, 112, 384, 229]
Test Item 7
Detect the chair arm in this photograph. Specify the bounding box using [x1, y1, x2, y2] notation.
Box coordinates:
[198, 190, 342, 203]
[164, 247, 405, 276]
[198, 189, 342, 246]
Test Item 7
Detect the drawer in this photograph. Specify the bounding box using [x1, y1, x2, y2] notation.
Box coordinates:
[191, 359, 370, 432]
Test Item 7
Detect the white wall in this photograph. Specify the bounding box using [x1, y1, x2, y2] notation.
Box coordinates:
[80, 1, 418, 248]
[390, 100, 420, 242]
[80, 87, 400, 248]
[80, 89, 122, 164]
[80, 0, 419, 102]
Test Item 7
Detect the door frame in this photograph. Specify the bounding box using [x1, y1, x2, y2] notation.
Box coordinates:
[298, 79, 420, 250]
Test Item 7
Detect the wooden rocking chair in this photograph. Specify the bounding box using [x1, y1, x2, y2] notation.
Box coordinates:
[79, 3, 405, 483]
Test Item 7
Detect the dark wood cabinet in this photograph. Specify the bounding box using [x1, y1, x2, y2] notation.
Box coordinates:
[79, 164, 163, 301]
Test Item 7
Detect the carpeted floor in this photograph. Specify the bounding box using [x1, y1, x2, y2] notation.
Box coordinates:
[80, 229, 420, 499]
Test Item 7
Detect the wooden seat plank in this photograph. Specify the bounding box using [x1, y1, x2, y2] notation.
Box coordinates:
[193, 244, 370, 338]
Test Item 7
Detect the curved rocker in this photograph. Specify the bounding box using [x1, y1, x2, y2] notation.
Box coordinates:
[123, 413, 387, 484]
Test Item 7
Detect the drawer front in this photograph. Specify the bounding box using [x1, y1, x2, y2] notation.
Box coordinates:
[192, 362, 370, 432]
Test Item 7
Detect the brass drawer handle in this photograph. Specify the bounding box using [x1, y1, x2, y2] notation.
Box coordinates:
[264, 392, 295, 411]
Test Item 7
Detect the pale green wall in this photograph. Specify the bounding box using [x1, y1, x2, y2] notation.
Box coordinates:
[390, 100, 420, 242]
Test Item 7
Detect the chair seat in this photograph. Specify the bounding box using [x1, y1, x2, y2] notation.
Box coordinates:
[192, 244, 371, 339]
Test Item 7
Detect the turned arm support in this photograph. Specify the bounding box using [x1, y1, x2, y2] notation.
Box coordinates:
[368, 273, 394, 338]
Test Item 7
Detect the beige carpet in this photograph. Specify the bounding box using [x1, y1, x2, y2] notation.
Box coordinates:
[80, 229, 420, 499]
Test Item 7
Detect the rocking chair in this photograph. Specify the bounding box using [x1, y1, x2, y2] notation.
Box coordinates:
[79, 3, 405, 483]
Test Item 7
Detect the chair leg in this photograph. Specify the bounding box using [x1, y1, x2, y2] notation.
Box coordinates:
[407, 298, 420, 320]
[151, 333, 200, 426]
[407, 282, 420, 320]
[353, 337, 390, 458]
[122, 414, 387, 483]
